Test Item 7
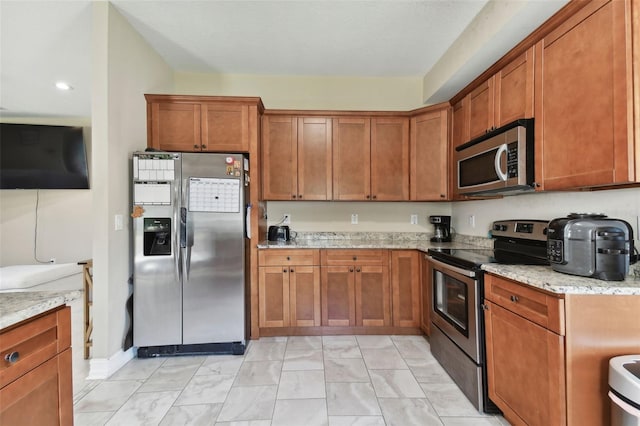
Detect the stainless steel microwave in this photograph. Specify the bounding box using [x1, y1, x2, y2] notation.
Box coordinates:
[455, 118, 535, 196]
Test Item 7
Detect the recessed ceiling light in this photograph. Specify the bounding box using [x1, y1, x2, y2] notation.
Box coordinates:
[55, 81, 73, 91]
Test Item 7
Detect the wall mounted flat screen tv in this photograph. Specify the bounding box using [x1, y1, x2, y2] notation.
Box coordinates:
[0, 123, 90, 189]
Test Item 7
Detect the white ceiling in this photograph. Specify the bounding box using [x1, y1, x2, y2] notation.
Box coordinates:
[0, 0, 567, 118]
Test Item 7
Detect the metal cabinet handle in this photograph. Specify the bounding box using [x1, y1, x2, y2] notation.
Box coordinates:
[510, 295, 519, 303]
[4, 351, 19, 363]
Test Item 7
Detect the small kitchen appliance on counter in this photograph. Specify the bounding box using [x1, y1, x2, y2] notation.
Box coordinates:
[547, 213, 635, 281]
[268, 225, 291, 242]
[429, 215, 451, 242]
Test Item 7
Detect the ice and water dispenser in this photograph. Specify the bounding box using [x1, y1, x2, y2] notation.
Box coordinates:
[143, 218, 171, 256]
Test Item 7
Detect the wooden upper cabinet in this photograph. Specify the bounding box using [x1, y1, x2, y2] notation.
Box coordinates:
[534, 0, 637, 190]
[451, 98, 469, 149]
[262, 116, 332, 200]
[148, 102, 202, 152]
[463, 46, 535, 143]
[371, 118, 409, 200]
[333, 118, 371, 200]
[202, 103, 249, 152]
[297, 117, 332, 200]
[145, 94, 261, 153]
[410, 108, 449, 200]
[262, 116, 297, 200]
[494, 46, 535, 128]
[468, 79, 495, 140]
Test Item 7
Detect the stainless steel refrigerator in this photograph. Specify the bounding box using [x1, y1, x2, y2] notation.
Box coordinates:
[132, 152, 247, 356]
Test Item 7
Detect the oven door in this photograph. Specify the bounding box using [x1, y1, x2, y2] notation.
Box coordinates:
[429, 256, 481, 363]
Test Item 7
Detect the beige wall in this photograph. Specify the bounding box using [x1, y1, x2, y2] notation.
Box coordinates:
[91, 2, 174, 360]
[174, 72, 425, 111]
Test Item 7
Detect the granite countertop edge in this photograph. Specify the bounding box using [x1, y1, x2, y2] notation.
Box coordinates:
[0, 289, 82, 331]
[481, 264, 640, 296]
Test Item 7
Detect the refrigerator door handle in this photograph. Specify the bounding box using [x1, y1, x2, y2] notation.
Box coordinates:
[180, 207, 194, 280]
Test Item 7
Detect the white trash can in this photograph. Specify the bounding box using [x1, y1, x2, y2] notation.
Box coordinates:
[609, 355, 640, 426]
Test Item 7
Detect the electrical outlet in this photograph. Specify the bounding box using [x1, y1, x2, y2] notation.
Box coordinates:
[351, 213, 358, 224]
[283, 214, 291, 225]
[469, 215, 476, 228]
[49, 258, 56, 264]
[410, 214, 418, 225]
[114, 214, 124, 231]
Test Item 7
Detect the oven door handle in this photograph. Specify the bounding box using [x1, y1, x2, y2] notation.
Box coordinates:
[427, 256, 477, 278]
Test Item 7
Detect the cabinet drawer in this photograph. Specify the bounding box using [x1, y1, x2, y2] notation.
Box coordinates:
[259, 249, 320, 266]
[321, 249, 388, 266]
[485, 274, 564, 335]
[0, 306, 71, 389]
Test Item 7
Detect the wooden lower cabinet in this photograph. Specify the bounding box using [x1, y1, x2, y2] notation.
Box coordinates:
[484, 273, 640, 426]
[419, 253, 431, 335]
[391, 250, 420, 327]
[258, 249, 321, 328]
[0, 306, 73, 426]
[321, 250, 390, 327]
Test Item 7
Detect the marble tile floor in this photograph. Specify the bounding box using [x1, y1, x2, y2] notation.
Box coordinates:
[73, 335, 511, 426]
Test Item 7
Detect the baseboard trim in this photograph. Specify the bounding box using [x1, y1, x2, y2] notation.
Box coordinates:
[87, 347, 136, 379]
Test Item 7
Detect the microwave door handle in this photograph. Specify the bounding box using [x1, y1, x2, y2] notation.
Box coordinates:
[494, 143, 509, 181]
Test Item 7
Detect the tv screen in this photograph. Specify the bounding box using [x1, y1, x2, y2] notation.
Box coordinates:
[0, 123, 90, 189]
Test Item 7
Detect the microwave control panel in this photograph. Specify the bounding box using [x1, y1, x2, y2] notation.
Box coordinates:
[506, 142, 518, 178]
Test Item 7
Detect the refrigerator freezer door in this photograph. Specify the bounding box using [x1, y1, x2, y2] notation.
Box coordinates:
[180, 153, 246, 345]
[133, 154, 182, 347]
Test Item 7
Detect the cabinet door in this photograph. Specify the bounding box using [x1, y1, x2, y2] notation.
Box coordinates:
[202, 103, 249, 152]
[451, 98, 469, 149]
[149, 102, 202, 152]
[371, 118, 409, 200]
[355, 265, 390, 327]
[485, 301, 566, 426]
[332, 118, 371, 200]
[289, 266, 321, 327]
[420, 254, 431, 335]
[494, 46, 534, 128]
[410, 109, 449, 200]
[321, 266, 356, 326]
[391, 251, 420, 328]
[259, 266, 290, 327]
[262, 116, 297, 200]
[535, 0, 634, 189]
[468, 79, 494, 140]
[298, 117, 333, 200]
[0, 349, 72, 426]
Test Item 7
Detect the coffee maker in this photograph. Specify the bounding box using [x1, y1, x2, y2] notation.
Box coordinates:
[429, 215, 451, 242]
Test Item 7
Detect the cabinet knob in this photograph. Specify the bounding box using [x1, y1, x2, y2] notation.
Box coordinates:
[283, 269, 288, 273]
[193, 144, 199, 149]
[349, 268, 354, 272]
[372, 195, 377, 200]
[366, 195, 371, 199]
[353, 256, 357, 261]
[4, 351, 19, 363]
[292, 195, 297, 199]
[356, 268, 361, 273]
[290, 268, 294, 273]
[201, 145, 206, 149]
[510, 295, 519, 303]
[481, 304, 489, 311]
[440, 194, 445, 198]
[298, 194, 303, 199]
[287, 256, 290, 261]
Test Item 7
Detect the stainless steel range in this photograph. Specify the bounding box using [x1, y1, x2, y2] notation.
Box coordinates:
[427, 219, 549, 414]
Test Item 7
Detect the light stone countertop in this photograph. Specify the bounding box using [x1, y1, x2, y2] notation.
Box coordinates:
[257, 231, 640, 296]
[482, 264, 640, 295]
[0, 290, 82, 330]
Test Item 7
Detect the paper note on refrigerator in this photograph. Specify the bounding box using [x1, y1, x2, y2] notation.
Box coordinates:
[133, 182, 171, 205]
[188, 177, 240, 212]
